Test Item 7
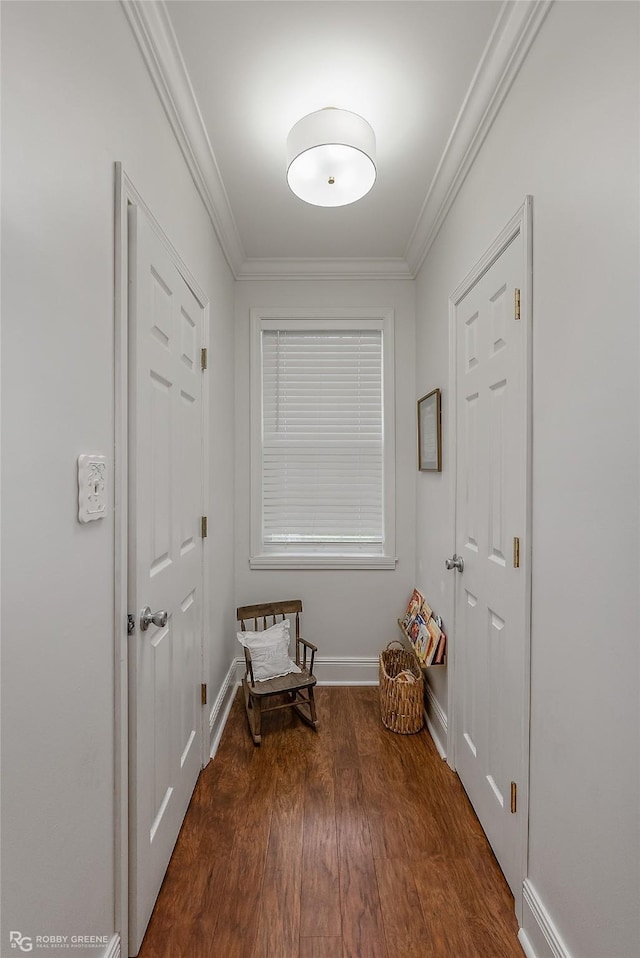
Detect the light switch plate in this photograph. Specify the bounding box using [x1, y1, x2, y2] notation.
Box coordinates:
[78, 454, 107, 523]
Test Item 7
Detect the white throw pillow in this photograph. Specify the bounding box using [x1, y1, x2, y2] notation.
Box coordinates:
[237, 619, 302, 682]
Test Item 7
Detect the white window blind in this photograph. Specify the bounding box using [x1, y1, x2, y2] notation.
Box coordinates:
[261, 328, 384, 555]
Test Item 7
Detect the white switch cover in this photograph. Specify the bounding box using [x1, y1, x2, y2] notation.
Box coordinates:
[78, 454, 107, 523]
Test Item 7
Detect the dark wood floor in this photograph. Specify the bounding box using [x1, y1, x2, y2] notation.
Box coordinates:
[138, 687, 523, 958]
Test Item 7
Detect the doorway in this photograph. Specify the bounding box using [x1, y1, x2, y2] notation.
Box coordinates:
[115, 166, 211, 956]
[447, 197, 532, 921]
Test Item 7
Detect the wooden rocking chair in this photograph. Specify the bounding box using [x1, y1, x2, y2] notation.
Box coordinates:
[236, 599, 319, 746]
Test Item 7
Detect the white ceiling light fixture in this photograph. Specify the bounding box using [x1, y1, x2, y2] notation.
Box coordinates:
[286, 108, 377, 207]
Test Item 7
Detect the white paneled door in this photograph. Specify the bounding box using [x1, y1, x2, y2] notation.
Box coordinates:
[128, 206, 205, 954]
[451, 214, 530, 902]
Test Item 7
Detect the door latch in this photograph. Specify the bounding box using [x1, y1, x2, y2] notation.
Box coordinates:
[127, 614, 135, 636]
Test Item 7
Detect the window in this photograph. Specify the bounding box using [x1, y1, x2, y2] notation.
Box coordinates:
[250, 308, 396, 569]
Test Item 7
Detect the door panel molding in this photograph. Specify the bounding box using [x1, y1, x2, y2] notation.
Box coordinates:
[114, 164, 210, 957]
[447, 195, 532, 924]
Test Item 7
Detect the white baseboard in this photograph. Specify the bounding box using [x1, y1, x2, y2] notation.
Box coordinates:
[209, 658, 238, 759]
[314, 656, 379, 685]
[424, 684, 447, 758]
[521, 879, 572, 958]
[518, 928, 538, 958]
[234, 655, 379, 687]
[103, 934, 120, 958]
[424, 711, 447, 759]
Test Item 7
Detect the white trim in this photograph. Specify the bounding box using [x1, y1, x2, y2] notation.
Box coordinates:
[102, 934, 121, 958]
[114, 165, 211, 958]
[518, 928, 538, 958]
[248, 555, 397, 571]
[315, 656, 379, 686]
[519, 192, 535, 926]
[405, 0, 552, 274]
[446, 266, 458, 773]
[237, 258, 413, 282]
[424, 684, 448, 759]
[233, 655, 380, 687]
[113, 164, 130, 958]
[120, 0, 245, 276]
[209, 659, 238, 758]
[121, 0, 549, 280]
[200, 309, 211, 769]
[424, 713, 446, 761]
[249, 307, 396, 569]
[449, 198, 532, 305]
[521, 880, 572, 958]
[447, 196, 533, 925]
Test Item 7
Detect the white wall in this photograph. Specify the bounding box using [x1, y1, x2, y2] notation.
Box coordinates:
[415, 3, 639, 957]
[1, 1, 235, 952]
[3, 2, 638, 956]
[235, 280, 416, 671]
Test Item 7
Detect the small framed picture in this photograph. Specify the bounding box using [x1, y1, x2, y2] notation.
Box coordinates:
[417, 388, 442, 472]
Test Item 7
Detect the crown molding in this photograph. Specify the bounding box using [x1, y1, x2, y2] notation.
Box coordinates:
[237, 257, 413, 282]
[121, 0, 246, 276]
[404, 0, 553, 276]
[123, 0, 551, 282]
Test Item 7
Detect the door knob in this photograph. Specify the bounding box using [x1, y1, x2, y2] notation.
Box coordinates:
[445, 554, 464, 573]
[140, 607, 168, 631]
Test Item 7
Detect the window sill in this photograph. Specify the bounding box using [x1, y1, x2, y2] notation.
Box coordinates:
[249, 555, 398, 571]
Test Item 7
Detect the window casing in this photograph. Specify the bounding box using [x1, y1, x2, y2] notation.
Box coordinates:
[250, 308, 396, 569]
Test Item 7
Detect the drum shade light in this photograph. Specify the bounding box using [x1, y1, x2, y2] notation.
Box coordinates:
[286, 108, 376, 207]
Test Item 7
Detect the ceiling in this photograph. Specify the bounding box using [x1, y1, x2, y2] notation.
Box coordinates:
[127, 1, 548, 277]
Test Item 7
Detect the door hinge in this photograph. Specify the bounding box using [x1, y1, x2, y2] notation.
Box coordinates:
[201, 683, 207, 706]
[514, 288, 521, 321]
[201, 347, 207, 370]
[201, 515, 208, 538]
[513, 536, 520, 568]
[510, 781, 517, 814]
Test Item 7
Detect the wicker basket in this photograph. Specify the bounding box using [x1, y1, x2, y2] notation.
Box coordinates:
[379, 640, 424, 734]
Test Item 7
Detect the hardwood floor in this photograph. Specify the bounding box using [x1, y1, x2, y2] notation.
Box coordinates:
[138, 687, 523, 958]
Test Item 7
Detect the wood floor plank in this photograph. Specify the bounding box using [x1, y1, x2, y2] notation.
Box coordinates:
[299, 939, 344, 958]
[411, 854, 480, 958]
[253, 864, 302, 958]
[327, 687, 360, 769]
[382, 943, 429, 958]
[442, 854, 523, 957]
[339, 851, 385, 947]
[335, 766, 372, 859]
[300, 838, 341, 938]
[138, 687, 524, 958]
[349, 687, 408, 783]
[265, 764, 306, 871]
[374, 856, 428, 952]
[300, 770, 341, 937]
[141, 849, 228, 949]
[208, 756, 276, 954]
[360, 760, 410, 860]
[397, 756, 473, 858]
[254, 729, 306, 957]
[342, 936, 388, 958]
[140, 916, 221, 958]
[209, 827, 267, 950]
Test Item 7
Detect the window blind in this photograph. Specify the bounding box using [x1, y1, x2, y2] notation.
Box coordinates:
[261, 328, 384, 554]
